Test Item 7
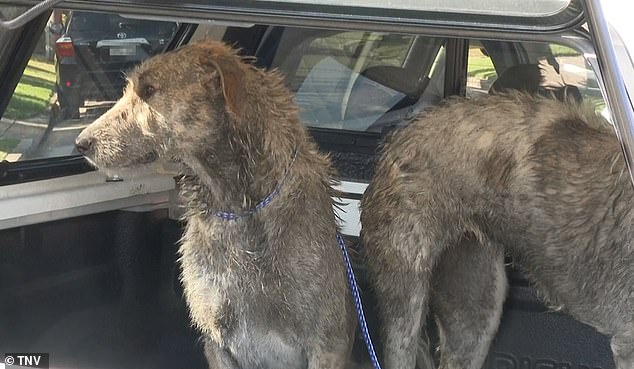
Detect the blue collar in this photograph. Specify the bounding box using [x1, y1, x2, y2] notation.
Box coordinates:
[213, 149, 298, 221]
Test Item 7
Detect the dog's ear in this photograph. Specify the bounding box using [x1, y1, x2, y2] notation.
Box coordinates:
[205, 57, 247, 118]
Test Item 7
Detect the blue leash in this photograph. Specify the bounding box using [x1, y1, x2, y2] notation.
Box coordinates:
[337, 233, 382, 369]
[211, 149, 382, 368]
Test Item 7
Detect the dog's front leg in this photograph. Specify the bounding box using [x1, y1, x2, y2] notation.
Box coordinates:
[203, 337, 241, 369]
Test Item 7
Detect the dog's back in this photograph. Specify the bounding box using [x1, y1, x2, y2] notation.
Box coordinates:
[361, 92, 634, 369]
[374, 93, 632, 312]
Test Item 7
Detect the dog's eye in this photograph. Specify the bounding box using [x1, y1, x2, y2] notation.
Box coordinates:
[142, 84, 157, 99]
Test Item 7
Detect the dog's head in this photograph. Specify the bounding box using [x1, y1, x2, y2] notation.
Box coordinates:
[75, 40, 248, 170]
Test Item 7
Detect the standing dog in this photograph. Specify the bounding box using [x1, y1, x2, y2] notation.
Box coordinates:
[75, 40, 355, 369]
[361, 92, 634, 369]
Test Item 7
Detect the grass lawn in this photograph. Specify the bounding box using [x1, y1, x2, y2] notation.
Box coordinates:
[550, 44, 579, 57]
[3, 57, 56, 120]
[0, 137, 20, 161]
[468, 48, 497, 81]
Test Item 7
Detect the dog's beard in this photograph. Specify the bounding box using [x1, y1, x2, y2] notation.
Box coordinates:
[83, 149, 160, 173]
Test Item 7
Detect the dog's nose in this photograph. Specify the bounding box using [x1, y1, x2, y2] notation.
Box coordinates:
[75, 136, 95, 155]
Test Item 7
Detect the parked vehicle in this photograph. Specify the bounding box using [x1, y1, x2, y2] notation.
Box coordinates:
[0, 0, 632, 368]
[54, 11, 177, 118]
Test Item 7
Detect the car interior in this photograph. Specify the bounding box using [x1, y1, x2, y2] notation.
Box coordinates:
[0, 4, 615, 369]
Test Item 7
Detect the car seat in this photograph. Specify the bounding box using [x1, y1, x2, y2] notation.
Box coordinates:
[489, 63, 582, 103]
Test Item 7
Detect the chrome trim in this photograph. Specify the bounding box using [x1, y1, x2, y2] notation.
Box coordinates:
[584, 0, 634, 186]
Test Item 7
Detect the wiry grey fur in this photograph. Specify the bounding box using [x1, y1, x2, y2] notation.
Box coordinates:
[75, 40, 355, 369]
[360, 92, 634, 369]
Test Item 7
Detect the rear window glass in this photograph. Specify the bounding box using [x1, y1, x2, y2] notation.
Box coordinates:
[1, 19, 606, 178]
[0, 10, 178, 162]
[466, 40, 498, 97]
[285, 32, 417, 132]
[254, 28, 446, 133]
[466, 40, 606, 116]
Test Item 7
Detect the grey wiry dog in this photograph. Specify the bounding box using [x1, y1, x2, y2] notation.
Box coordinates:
[75, 40, 355, 369]
[361, 92, 634, 369]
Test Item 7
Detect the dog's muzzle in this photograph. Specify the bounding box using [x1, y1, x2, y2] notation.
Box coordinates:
[75, 136, 94, 155]
[140, 151, 159, 164]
